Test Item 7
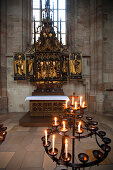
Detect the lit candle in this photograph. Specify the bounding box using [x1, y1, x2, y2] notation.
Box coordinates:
[52, 134, 55, 153]
[54, 117, 57, 125]
[72, 97, 74, 105]
[75, 101, 77, 110]
[63, 121, 66, 131]
[66, 100, 68, 108]
[65, 139, 68, 159]
[82, 101, 85, 108]
[80, 96, 82, 106]
[45, 130, 47, 145]
[78, 121, 82, 133]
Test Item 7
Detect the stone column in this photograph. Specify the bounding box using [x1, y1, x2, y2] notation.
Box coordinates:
[0, 0, 8, 113]
[89, 0, 104, 114]
[102, 0, 113, 113]
[95, 0, 104, 114]
[66, 0, 76, 51]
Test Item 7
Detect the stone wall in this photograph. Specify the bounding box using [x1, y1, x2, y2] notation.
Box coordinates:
[0, 0, 8, 112]
[67, 0, 113, 114]
[0, 0, 35, 112]
[103, 0, 113, 112]
[6, 0, 34, 112]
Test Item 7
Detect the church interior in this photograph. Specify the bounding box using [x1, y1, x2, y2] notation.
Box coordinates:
[0, 0, 113, 169]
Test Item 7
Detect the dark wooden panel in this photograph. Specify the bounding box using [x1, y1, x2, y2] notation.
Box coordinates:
[30, 100, 65, 116]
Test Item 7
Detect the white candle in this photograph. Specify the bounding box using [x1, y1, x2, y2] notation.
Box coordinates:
[82, 101, 85, 108]
[80, 96, 82, 106]
[72, 97, 74, 105]
[66, 99, 69, 108]
[65, 139, 68, 159]
[66, 100, 68, 108]
[54, 117, 57, 125]
[52, 134, 55, 153]
[63, 121, 65, 131]
[78, 121, 82, 132]
[45, 130, 47, 145]
[75, 101, 77, 110]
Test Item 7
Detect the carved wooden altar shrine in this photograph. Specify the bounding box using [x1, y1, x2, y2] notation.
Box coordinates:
[14, 0, 82, 117]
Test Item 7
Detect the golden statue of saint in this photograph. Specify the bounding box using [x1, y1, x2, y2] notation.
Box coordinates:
[14, 55, 25, 75]
[70, 59, 81, 75]
[52, 61, 57, 77]
[70, 60, 76, 75]
[63, 58, 67, 73]
[28, 59, 33, 73]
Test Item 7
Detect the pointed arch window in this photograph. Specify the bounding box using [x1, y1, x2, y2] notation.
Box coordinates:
[32, 0, 66, 45]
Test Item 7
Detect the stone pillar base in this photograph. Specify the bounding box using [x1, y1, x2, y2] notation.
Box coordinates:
[0, 96, 8, 113]
[96, 93, 104, 114]
[88, 95, 96, 113]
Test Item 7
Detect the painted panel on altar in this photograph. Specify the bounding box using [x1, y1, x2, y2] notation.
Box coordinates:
[26, 54, 34, 80]
[35, 53, 61, 81]
[62, 55, 69, 80]
[14, 53, 26, 80]
[69, 52, 82, 79]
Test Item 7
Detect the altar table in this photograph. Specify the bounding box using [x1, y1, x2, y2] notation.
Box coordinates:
[25, 96, 69, 117]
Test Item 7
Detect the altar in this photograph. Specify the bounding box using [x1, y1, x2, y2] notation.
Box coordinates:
[25, 96, 69, 117]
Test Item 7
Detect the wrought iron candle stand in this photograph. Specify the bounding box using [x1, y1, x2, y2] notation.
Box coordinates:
[0, 124, 7, 143]
[41, 99, 111, 170]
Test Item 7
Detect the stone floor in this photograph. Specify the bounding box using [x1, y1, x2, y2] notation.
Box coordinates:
[0, 112, 113, 170]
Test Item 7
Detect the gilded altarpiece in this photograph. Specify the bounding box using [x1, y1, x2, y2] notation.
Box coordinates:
[26, 54, 34, 80]
[69, 52, 82, 79]
[14, 53, 26, 80]
[35, 53, 61, 81]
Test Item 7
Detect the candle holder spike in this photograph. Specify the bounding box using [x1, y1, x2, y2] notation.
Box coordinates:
[100, 144, 111, 152]
[48, 148, 58, 156]
[61, 153, 71, 162]
[76, 128, 84, 135]
[86, 116, 93, 121]
[78, 153, 89, 163]
[0, 124, 7, 143]
[98, 131, 106, 137]
[60, 127, 69, 133]
[93, 150, 103, 160]
[102, 137, 111, 144]
[43, 141, 51, 147]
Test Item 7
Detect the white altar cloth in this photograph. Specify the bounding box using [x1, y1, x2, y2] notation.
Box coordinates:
[25, 96, 69, 101]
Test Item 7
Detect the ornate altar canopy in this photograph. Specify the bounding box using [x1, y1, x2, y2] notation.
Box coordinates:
[13, 0, 82, 86]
